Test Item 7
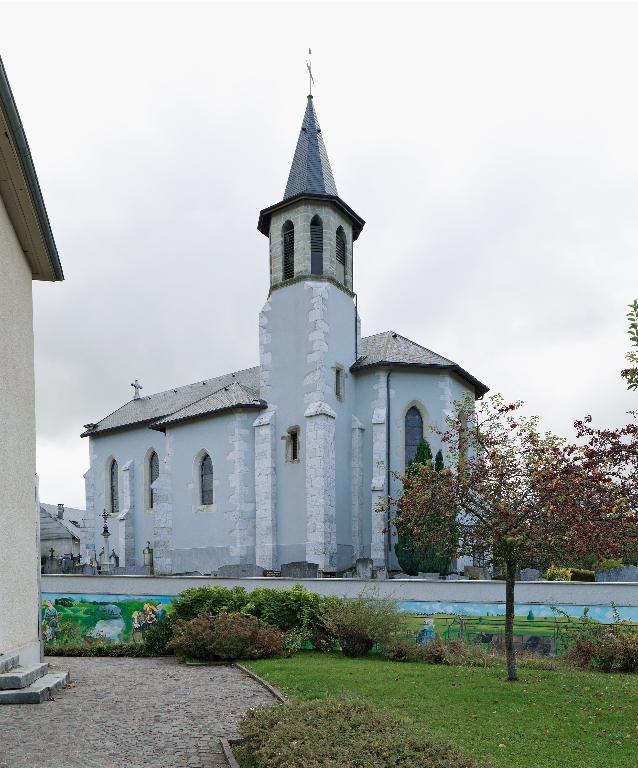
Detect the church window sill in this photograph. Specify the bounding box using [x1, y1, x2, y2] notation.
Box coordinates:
[193, 504, 217, 514]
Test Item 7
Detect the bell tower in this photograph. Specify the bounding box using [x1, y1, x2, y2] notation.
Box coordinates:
[254, 94, 365, 572]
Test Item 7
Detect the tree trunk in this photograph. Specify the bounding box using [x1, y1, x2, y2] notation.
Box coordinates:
[504, 559, 518, 681]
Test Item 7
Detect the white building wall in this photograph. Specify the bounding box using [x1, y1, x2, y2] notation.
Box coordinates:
[0, 194, 41, 664]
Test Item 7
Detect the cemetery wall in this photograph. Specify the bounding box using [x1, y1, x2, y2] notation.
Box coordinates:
[42, 574, 638, 607]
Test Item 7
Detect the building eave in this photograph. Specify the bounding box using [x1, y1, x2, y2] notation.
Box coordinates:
[350, 360, 489, 398]
[149, 401, 268, 432]
[258, 193, 365, 241]
[0, 56, 63, 282]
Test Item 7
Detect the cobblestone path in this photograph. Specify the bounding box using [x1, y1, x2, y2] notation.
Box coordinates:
[0, 656, 275, 768]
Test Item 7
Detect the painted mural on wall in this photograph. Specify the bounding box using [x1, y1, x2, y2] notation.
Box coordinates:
[42, 594, 173, 645]
[42, 592, 638, 648]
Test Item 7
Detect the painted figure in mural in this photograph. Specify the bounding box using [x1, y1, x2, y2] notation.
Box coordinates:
[416, 618, 436, 645]
[42, 601, 60, 641]
[154, 603, 167, 620]
[143, 603, 157, 629]
[131, 610, 144, 643]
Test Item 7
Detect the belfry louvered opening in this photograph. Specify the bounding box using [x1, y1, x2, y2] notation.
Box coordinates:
[282, 220, 294, 280]
[336, 226, 346, 283]
[310, 215, 323, 275]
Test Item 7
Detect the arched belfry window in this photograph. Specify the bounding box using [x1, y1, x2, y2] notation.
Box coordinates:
[200, 453, 214, 506]
[336, 226, 346, 284]
[405, 407, 424, 466]
[109, 459, 119, 515]
[282, 220, 294, 280]
[310, 215, 323, 275]
[149, 450, 159, 508]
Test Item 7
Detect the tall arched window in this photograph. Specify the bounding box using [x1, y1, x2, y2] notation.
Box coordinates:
[310, 215, 323, 275]
[282, 220, 294, 280]
[200, 453, 214, 505]
[109, 459, 119, 515]
[336, 226, 346, 284]
[404, 407, 424, 466]
[149, 450, 159, 508]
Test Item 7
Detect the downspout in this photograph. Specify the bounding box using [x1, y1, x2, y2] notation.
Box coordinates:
[385, 369, 393, 571]
[354, 293, 358, 362]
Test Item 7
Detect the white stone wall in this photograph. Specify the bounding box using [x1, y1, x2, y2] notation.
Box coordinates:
[304, 281, 331, 406]
[152, 433, 174, 574]
[253, 409, 278, 569]
[227, 413, 256, 563]
[117, 460, 135, 566]
[370, 371, 389, 566]
[304, 402, 337, 570]
[351, 416, 365, 559]
[0, 194, 40, 662]
[81, 438, 97, 562]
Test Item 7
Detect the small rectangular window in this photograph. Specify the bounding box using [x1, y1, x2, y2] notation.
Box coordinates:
[335, 366, 345, 401]
[285, 427, 300, 463]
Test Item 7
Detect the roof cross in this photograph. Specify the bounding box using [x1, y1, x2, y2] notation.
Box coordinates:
[131, 379, 143, 400]
[306, 48, 314, 95]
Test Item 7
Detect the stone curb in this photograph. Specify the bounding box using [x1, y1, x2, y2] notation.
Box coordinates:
[220, 738, 241, 768]
[232, 662, 287, 703]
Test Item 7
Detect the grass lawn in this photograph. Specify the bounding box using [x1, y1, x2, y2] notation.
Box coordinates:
[246, 652, 638, 768]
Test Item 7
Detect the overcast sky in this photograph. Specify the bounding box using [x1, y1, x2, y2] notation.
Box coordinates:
[2, 1, 637, 508]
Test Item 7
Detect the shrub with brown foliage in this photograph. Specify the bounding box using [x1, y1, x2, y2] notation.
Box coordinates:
[168, 613, 284, 661]
[237, 698, 488, 768]
[384, 636, 494, 666]
[322, 594, 406, 657]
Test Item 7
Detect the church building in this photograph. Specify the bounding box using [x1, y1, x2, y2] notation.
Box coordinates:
[81, 94, 488, 575]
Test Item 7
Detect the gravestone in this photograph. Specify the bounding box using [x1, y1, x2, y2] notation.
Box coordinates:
[520, 568, 542, 581]
[217, 564, 265, 578]
[464, 566, 489, 580]
[355, 557, 374, 579]
[373, 566, 388, 580]
[280, 561, 319, 578]
[595, 565, 638, 582]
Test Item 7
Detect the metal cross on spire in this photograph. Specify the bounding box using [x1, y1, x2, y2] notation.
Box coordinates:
[131, 379, 143, 399]
[306, 48, 314, 95]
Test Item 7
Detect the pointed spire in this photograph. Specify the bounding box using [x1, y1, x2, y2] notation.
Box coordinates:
[284, 95, 338, 200]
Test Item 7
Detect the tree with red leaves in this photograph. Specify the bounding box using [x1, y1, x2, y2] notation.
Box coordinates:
[389, 394, 635, 681]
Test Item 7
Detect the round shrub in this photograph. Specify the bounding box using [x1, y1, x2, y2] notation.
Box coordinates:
[242, 585, 326, 633]
[168, 613, 284, 661]
[237, 698, 487, 768]
[323, 595, 406, 657]
[143, 617, 174, 655]
[171, 586, 249, 621]
[544, 565, 572, 581]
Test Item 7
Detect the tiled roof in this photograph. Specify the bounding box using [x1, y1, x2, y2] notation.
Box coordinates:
[82, 366, 261, 437]
[353, 331, 489, 396]
[83, 333, 487, 438]
[151, 381, 265, 430]
[41, 503, 85, 528]
[284, 95, 338, 200]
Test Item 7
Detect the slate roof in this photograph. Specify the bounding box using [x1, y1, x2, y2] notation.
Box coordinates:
[83, 332, 487, 438]
[82, 366, 261, 437]
[39, 506, 81, 542]
[151, 381, 265, 430]
[353, 331, 489, 397]
[284, 95, 338, 200]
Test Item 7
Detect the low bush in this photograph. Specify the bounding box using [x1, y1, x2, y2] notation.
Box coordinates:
[45, 641, 151, 657]
[143, 616, 174, 655]
[323, 594, 406, 657]
[544, 565, 572, 581]
[171, 585, 249, 621]
[242, 585, 326, 634]
[567, 623, 638, 673]
[596, 558, 624, 572]
[237, 698, 487, 768]
[568, 568, 595, 582]
[168, 613, 284, 661]
[384, 636, 494, 667]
